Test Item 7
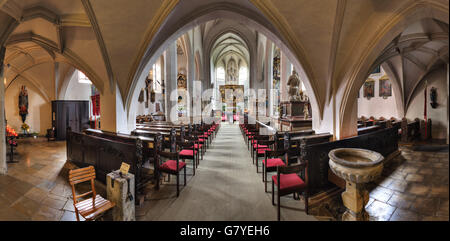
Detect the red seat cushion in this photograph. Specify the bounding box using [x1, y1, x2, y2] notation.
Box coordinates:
[160, 160, 186, 172]
[198, 138, 205, 142]
[272, 174, 306, 191]
[179, 149, 197, 157]
[263, 158, 285, 168]
[257, 148, 272, 154]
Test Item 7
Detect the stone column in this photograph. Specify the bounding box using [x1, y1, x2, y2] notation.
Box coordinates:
[100, 81, 129, 133]
[187, 30, 195, 123]
[54, 62, 59, 100]
[164, 42, 177, 122]
[266, 42, 274, 117]
[0, 46, 7, 174]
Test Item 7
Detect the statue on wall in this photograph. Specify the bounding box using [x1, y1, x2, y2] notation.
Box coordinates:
[227, 58, 238, 84]
[177, 74, 187, 89]
[18, 85, 28, 123]
[287, 70, 301, 101]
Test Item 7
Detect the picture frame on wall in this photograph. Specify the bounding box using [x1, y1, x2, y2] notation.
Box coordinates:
[363, 79, 375, 99]
[379, 76, 392, 99]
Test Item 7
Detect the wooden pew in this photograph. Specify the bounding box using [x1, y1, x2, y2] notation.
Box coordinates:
[357, 125, 381, 135]
[302, 127, 399, 196]
[401, 118, 421, 142]
[67, 129, 159, 204]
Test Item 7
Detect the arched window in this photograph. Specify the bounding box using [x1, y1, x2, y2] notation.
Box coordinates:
[239, 66, 247, 84]
[152, 63, 162, 93]
[216, 67, 225, 83]
[78, 71, 92, 84]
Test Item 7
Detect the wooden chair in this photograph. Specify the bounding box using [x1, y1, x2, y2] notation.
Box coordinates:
[253, 139, 273, 172]
[157, 150, 187, 197]
[263, 149, 287, 192]
[177, 140, 198, 175]
[68, 166, 115, 221]
[272, 162, 308, 221]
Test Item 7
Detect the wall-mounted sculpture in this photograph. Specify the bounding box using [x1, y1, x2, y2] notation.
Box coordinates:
[430, 87, 438, 109]
[138, 88, 145, 103]
[177, 74, 187, 89]
[18, 85, 28, 123]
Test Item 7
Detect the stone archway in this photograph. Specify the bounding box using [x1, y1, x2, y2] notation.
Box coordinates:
[126, 6, 320, 132]
[338, 4, 449, 139]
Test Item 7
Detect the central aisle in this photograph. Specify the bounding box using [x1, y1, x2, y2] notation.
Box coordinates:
[138, 123, 316, 221]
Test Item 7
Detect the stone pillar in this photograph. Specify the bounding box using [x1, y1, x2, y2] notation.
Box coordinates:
[266, 42, 274, 117]
[106, 170, 135, 221]
[164, 42, 177, 122]
[100, 82, 129, 133]
[0, 47, 6, 174]
[187, 30, 195, 123]
[54, 62, 59, 100]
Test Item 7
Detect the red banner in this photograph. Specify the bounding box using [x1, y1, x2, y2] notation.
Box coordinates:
[91, 94, 100, 116]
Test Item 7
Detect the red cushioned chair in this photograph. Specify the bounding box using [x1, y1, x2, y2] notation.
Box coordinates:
[246, 130, 258, 150]
[185, 135, 202, 161]
[156, 150, 187, 197]
[272, 162, 309, 221]
[177, 140, 198, 176]
[192, 131, 207, 158]
[263, 149, 287, 192]
[253, 138, 272, 171]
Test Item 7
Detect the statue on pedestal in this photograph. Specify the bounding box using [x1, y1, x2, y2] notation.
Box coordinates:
[303, 102, 309, 120]
[287, 70, 300, 101]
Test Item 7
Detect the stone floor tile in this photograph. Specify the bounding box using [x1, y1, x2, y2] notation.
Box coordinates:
[366, 200, 396, 221]
[31, 205, 64, 221]
[407, 184, 430, 196]
[10, 196, 41, 218]
[411, 197, 440, 215]
[24, 187, 49, 203]
[389, 208, 421, 221]
[41, 195, 68, 210]
[60, 210, 83, 221]
[388, 179, 409, 192]
[405, 173, 424, 182]
[387, 192, 416, 209]
[429, 186, 449, 198]
[370, 186, 394, 203]
[421, 215, 449, 221]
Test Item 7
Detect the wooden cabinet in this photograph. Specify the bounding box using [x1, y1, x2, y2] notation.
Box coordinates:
[52, 100, 89, 140]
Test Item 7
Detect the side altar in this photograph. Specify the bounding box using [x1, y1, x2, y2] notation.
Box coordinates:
[279, 100, 312, 131]
[276, 70, 312, 131]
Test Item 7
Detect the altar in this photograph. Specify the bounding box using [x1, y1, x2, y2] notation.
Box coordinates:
[278, 100, 312, 131]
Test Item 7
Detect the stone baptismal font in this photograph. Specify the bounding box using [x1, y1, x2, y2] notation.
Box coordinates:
[328, 148, 384, 221]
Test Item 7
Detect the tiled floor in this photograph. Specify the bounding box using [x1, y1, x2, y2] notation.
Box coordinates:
[366, 144, 449, 221]
[0, 138, 101, 221]
[0, 130, 448, 221]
